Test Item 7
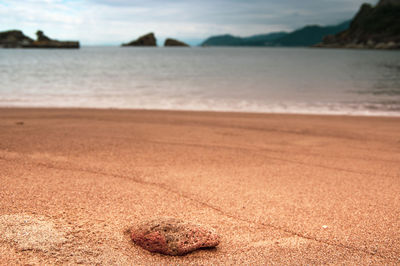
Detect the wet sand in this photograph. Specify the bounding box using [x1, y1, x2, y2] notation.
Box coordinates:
[0, 108, 399, 264]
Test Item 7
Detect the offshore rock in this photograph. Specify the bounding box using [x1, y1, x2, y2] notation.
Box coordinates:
[131, 217, 220, 256]
[164, 38, 189, 47]
[0, 30, 33, 48]
[36, 30, 51, 42]
[0, 30, 79, 49]
[122, 33, 157, 47]
[27, 30, 80, 49]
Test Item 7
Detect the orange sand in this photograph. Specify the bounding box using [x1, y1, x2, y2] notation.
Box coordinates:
[0, 108, 399, 264]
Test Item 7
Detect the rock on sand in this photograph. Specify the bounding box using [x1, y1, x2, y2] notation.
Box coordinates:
[131, 217, 220, 256]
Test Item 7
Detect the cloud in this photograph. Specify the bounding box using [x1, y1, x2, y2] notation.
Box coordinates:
[0, 0, 378, 45]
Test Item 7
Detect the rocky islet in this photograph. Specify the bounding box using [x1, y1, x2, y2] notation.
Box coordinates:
[122, 33, 189, 47]
[164, 38, 189, 47]
[121, 32, 157, 47]
[0, 30, 79, 49]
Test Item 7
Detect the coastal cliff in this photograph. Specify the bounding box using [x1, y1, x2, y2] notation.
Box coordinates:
[316, 0, 400, 49]
[0, 30, 79, 49]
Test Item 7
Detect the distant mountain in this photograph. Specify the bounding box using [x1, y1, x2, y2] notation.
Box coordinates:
[201, 21, 350, 47]
[272, 21, 351, 47]
[201, 32, 288, 47]
[243, 32, 288, 42]
[202, 35, 244, 46]
[317, 0, 400, 49]
[241, 32, 289, 46]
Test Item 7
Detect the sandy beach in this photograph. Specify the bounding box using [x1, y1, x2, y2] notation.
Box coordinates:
[0, 108, 399, 264]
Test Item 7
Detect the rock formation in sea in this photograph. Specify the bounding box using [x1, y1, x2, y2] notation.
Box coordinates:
[131, 217, 220, 256]
[28, 30, 80, 49]
[164, 38, 189, 47]
[122, 33, 157, 47]
[316, 0, 400, 49]
[0, 30, 34, 48]
[0, 30, 80, 49]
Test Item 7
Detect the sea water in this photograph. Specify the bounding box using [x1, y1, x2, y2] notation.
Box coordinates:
[0, 47, 399, 116]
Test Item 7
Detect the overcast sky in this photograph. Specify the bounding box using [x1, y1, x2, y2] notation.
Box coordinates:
[0, 0, 377, 45]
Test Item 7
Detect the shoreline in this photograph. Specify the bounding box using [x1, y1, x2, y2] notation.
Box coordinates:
[1, 107, 399, 264]
[1, 106, 400, 118]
